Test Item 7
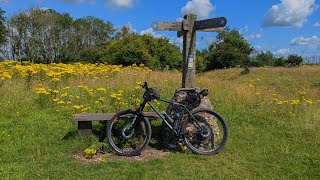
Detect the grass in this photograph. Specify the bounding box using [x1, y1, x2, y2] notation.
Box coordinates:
[0, 62, 320, 179]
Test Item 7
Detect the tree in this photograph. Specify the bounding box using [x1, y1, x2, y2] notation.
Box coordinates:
[80, 34, 182, 70]
[286, 55, 303, 67]
[0, 8, 7, 46]
[3, 8, 115, 63]
[255, 51, 275, 66]
[274, 57, 286, 67]
[206, 28, 253, 70]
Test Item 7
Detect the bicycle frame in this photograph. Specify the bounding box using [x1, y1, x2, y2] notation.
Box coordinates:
[136, 97, 198, 135]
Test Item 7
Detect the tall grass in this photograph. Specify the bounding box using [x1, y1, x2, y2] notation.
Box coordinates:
[0, 62, 319, 179]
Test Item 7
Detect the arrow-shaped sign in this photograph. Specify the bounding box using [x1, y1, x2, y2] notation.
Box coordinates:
[194, 17, 227, 31]
[151, 22, 182, 31]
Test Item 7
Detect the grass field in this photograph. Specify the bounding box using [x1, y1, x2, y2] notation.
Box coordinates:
[0, 61, 319, 179]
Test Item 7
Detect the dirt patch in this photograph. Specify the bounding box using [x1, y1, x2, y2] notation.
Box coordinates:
[72, 148, 169, 163]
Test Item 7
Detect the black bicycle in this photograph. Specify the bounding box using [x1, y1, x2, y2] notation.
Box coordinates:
[106, 82, 228, 156]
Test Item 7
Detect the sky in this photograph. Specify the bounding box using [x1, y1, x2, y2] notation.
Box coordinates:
[1, 0, 320, 57]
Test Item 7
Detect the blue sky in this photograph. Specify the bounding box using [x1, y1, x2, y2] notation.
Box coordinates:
[1, 0, 320, 57]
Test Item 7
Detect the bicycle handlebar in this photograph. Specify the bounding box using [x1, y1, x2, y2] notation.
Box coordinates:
[141, 82, 149, 90]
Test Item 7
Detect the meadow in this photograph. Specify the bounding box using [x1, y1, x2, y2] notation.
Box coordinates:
[0, 60, 319, 179]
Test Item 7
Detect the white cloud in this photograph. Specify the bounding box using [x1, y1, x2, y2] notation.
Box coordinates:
[263, 0, 318, 28]
[181, 0, 215, 20]
[274, 48, 290, 55]
[290, 36, 320, 46]
[239, 25, 249, 34]
[0, 0, 8, 5]
[246, 33, 263, 40]
[106, 0, 133, 9]
[254, 45, 264, 50]
[176, 18, 184, 22]
[61, 0, 96, 4]
[313, 22, 320, 27]
[40, 7, 50, 11]
[140, 28, 163, 38]
[170, 37, 183, 48]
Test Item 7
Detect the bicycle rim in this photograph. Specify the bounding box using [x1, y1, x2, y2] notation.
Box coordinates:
[183, 109, 228, 155]
[107, 110, 151, 156]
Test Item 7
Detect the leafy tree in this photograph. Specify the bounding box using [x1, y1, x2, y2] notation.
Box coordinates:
[0, 8, 7, 46]
[114, 25, 135, 40]
[206, 28, 253, 70]
[255, 51, 275, 66]
[286, 55, 303, 67]
[196, 50, 206, 72]
[80, 34, 182, 70]
[274, 57, 287, 67]
[4, 8, 115, 63]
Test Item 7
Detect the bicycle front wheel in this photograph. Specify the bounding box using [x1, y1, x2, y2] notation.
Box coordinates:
[106, 109, 151, 156]
[183, 109, 228, 155]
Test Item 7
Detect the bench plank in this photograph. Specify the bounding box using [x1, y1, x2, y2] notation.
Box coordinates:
[72, 112, 161, 122]
[72, 112, 162, 136]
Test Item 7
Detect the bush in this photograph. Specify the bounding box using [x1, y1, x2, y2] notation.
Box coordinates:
[205, 28, 253, 70]
[274, 57, 287, 67]
[286, 55, 303, 67]
[80, 34, 182, 70]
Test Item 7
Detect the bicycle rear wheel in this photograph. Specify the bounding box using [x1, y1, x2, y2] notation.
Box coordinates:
[183, 109, 228, 155]
[106, 109, 151, 156]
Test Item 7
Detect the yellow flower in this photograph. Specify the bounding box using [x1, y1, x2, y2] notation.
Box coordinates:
[290, 100, 300, 105]
[84, 148, 97, 159]
[304, 99, 313, 105]
[57, 100, 65, 105]
[277, 101, 284, 105]
[53, 98, 60, 102]
[52, 90, 59, 94]
[73, 105, 83, 109]
[36, 88, 50, 95]
[249, 84, 254, 88]
[97, 87, 107, 93]
[51, 77, 60, 82]
[298, 90, 306, 96]
[99, 157, 107, 162]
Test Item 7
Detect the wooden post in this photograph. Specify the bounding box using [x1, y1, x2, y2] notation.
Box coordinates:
[151, 14, 226, 88]
[182, 14, 197, 88]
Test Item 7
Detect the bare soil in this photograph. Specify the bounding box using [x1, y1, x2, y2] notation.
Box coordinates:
[72, 148, 169, 163]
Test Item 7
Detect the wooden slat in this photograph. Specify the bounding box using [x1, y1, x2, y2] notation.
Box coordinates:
[72, 112, 161, 122]
[194, 17, 227, 31]
[152, 22, 182, 31]
[72, 113, 115, 121]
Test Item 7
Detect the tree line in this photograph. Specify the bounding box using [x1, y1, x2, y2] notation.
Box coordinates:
[0, 8, 114, 63]
[1, 8, 319, 70]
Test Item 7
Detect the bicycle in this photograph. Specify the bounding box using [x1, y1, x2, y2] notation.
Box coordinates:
[106, 82, 228, 156]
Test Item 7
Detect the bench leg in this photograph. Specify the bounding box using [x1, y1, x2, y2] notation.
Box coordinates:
[78, 121, 93, 136]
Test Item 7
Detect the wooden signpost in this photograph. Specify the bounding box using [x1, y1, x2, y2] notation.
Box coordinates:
[152, 14, 227, 88]
[73, 14, 228, 137]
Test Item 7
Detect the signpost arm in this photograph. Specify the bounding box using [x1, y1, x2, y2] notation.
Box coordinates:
[182, 14, 197, 88]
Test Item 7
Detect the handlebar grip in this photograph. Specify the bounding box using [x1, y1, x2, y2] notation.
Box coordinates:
[142, 82, 148, 89]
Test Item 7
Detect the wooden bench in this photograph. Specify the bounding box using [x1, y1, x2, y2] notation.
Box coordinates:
[72, 112, 160, 136]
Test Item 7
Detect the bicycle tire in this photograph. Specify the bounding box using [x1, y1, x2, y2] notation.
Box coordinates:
[183, 109, 228, 155]
[106, 109, 152, 156]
